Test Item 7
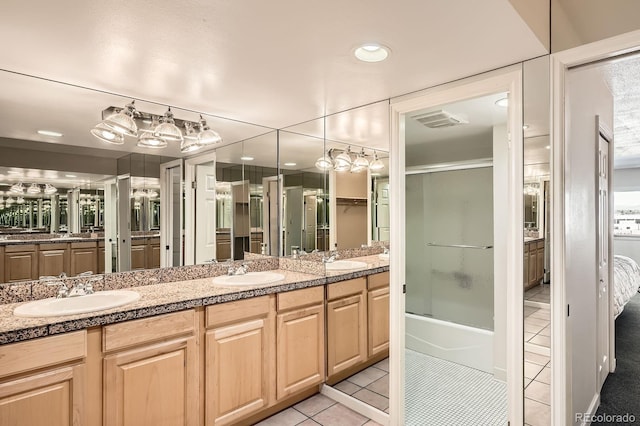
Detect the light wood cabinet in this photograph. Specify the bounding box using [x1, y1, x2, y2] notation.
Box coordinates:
[102, 311, 198, 426]
[39, 243, 70, 278]
[326, 278, 367, 379]
[367, 272, 390, 358]
[98, 241, 106, 274]
[130, 240, 147, 270]
[536, 242, 545, 282]
[70, 242, 98, 276]
[276, 287, 324, 400]
[205, 296, 274, 425]
[524, 239, 545, 290]
[0, 331, 87, 426]
[147, 238, 161, 269]
[4, 245, 37, 282]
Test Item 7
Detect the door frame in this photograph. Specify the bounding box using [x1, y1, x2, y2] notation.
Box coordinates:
[551, 29, 640, 425]
[184, 151, 217, 265]
[389, 65, 524, 425]
[160, 158, 183, 268]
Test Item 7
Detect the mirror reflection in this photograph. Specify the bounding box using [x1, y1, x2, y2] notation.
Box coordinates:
[523, 55, 552, 425]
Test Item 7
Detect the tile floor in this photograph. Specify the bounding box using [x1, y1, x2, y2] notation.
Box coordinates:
[254, 393, 380, 426]
[333, 358, 390, 412]
[524, 284, 551, 426]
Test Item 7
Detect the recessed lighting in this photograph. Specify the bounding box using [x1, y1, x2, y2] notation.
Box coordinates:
[354, 43, 390, 63]
[37, 130, 63, 137]
[545, 145, 550, 150]
[7, 171, 21, 175]
[522, 125, 529, 130]
[240, 156, 254, 161]
[495, 98, 508, 107]
[65, 174, 77, 178]
[283, 162, 296, 167]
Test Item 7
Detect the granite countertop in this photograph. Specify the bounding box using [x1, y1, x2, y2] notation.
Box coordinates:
[524, 237, 544, 243]
[0, 257, 389, 346]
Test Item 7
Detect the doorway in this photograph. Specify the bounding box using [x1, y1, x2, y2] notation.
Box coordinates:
[389, 67, 524, 425]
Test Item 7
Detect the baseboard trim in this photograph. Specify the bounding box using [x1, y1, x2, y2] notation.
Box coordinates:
[577, 393, 600, 426]
[320, 384, 390, 426]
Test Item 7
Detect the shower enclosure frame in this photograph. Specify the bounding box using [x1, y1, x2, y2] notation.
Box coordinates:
[388, 65, 524, 426]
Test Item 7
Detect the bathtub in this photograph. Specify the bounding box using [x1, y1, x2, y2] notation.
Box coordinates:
[405, 313, 494, 374]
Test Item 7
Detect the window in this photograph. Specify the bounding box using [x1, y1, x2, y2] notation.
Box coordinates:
[614, 191, 640, 236]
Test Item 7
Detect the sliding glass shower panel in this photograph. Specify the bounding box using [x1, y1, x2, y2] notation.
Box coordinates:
[406, 167, 494, 330]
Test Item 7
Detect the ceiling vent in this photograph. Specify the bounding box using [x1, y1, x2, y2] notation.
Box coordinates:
[411, 110, 468, 128]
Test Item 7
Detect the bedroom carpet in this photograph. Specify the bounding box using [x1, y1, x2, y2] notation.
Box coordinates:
[593, 292, 640, 425]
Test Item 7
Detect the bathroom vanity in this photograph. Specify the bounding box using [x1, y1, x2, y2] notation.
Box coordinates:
[0, 253, 388, 426]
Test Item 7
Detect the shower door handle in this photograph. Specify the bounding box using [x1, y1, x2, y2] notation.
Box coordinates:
[426, 243, 493, 249]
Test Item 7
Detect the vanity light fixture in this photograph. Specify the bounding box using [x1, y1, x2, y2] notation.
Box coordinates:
[333, 147, 353, 172]
[154, 108, 183, 143]
[495, 98, 508, 107]
[138, 116, 167, 149]
[354, 43, 390, 63]
[16, 196, 25, 204]
[27, 183, 41, 194]
[369, 151, 385, 171]
[351, 149, 370, 172]
[90, 122, 124, 145]
[315, 154, 333, 170]
[5, 196, 15, 206]
[44, 184, 58, 194]
[197, 115, 222, 146]
[10, 182, 25, 194]
[37, 130, 63, 137]
[180, 122, 201, 153]
[102, 101, 138, 137]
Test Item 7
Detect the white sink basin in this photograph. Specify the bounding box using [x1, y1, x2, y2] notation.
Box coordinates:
[378, 253, 389, 261]
[13, 290, 141, 318]
[212, 271, 286, 286]
[325, 260, 368, 272]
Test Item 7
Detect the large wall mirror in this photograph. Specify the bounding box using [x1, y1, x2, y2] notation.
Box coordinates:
[0, 69, 275, 283]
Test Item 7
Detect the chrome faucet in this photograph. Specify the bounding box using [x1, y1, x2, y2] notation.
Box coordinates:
[226, 261, 250, 276]
[322, 251, 340, 263]
[43, 271, 96, 298]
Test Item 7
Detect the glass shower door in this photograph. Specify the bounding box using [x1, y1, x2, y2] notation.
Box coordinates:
[406, 166, 494, 330]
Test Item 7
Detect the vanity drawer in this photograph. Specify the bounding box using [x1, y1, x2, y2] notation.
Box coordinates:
[327, 277, 366, 301]
[367, 272, 389, 290]
[206, 295, 272, 328]
[277, 286, 323, 311]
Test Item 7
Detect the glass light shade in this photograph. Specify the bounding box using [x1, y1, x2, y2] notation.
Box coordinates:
[198, 128, 222, 145]
[154, 109, 183, 143]
[10, 183, 24, 194]
[5, 197, 14, 206]
[91, 123, 125, 145]
[181, 138, 202, 153]
[369, 158, 385, 171]
[138, 132, 167, 148]
[103, 103, 138, 137]
[44, 184, 57, 195]
[352, 152, 370, 172]
[27, 183, 41, 194]
[334, 150, 353, 172]
[146, 190, 159, 198]
[16, 196, 25, 204]
[315, 155, 333, 170]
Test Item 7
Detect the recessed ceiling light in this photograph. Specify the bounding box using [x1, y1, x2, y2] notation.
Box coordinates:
[522, 125, 529, 130]
[545, 145, 550, 150]
[65, 174, 77, 178]
[7, 171, 21, 175]
[240, 156, 254, 161]
[354, 43, 390, 63]
[495, 98, 508, 107]
[37, 130, 63, 137]
[283, 162, 296, 167]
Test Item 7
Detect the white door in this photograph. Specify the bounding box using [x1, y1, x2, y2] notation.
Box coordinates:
[195, 163, 217, 264]
[597, 127, 611, 390]
[160, 159, 183, 268]
[284, 186, 303, 255]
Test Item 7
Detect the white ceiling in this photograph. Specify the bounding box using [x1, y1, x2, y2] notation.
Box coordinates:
[0, 0, 545, 135]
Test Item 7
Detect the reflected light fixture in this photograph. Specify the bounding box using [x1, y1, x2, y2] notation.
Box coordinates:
[10, 182, 25, 194]
[90, 122, 124, 145]
[315, 154, 333, 170]
[138, 115, 167, 149]
[351, 149, 370, 172]
[154, 108, 183, 143]
[16, 196, 25, 204]
[333, 147, 353, 172]
[102, 101, 138, 136]
[5, 196, 15, 206]
[354, 43, 390, 62]
[197, 115, 222, 145]
[27, 183, 41, 194]
[44, 184, 58, 195]
[369, 151, 385, 171]
[180, 122, 201, 153]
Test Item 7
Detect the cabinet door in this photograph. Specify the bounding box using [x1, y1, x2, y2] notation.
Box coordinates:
[207, 319, 269, 425]
[276, 304, 324, 399]
[0, 364, 84, 426]
[536, 247, 545, 282]
[5, 250, 37, 282]
[147, 243, 161, 269]
[326, 294, 366, 377]
[130, 245, 146, 270]
[99, 246, 106, 274]
[104, 336, 197, 426]
[523, 246, 529, 285]
[368, 286, 390, 357]
[70, 247, 97, 276]
[39, 249, 69, 278]
[528, 249, 538, 286]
